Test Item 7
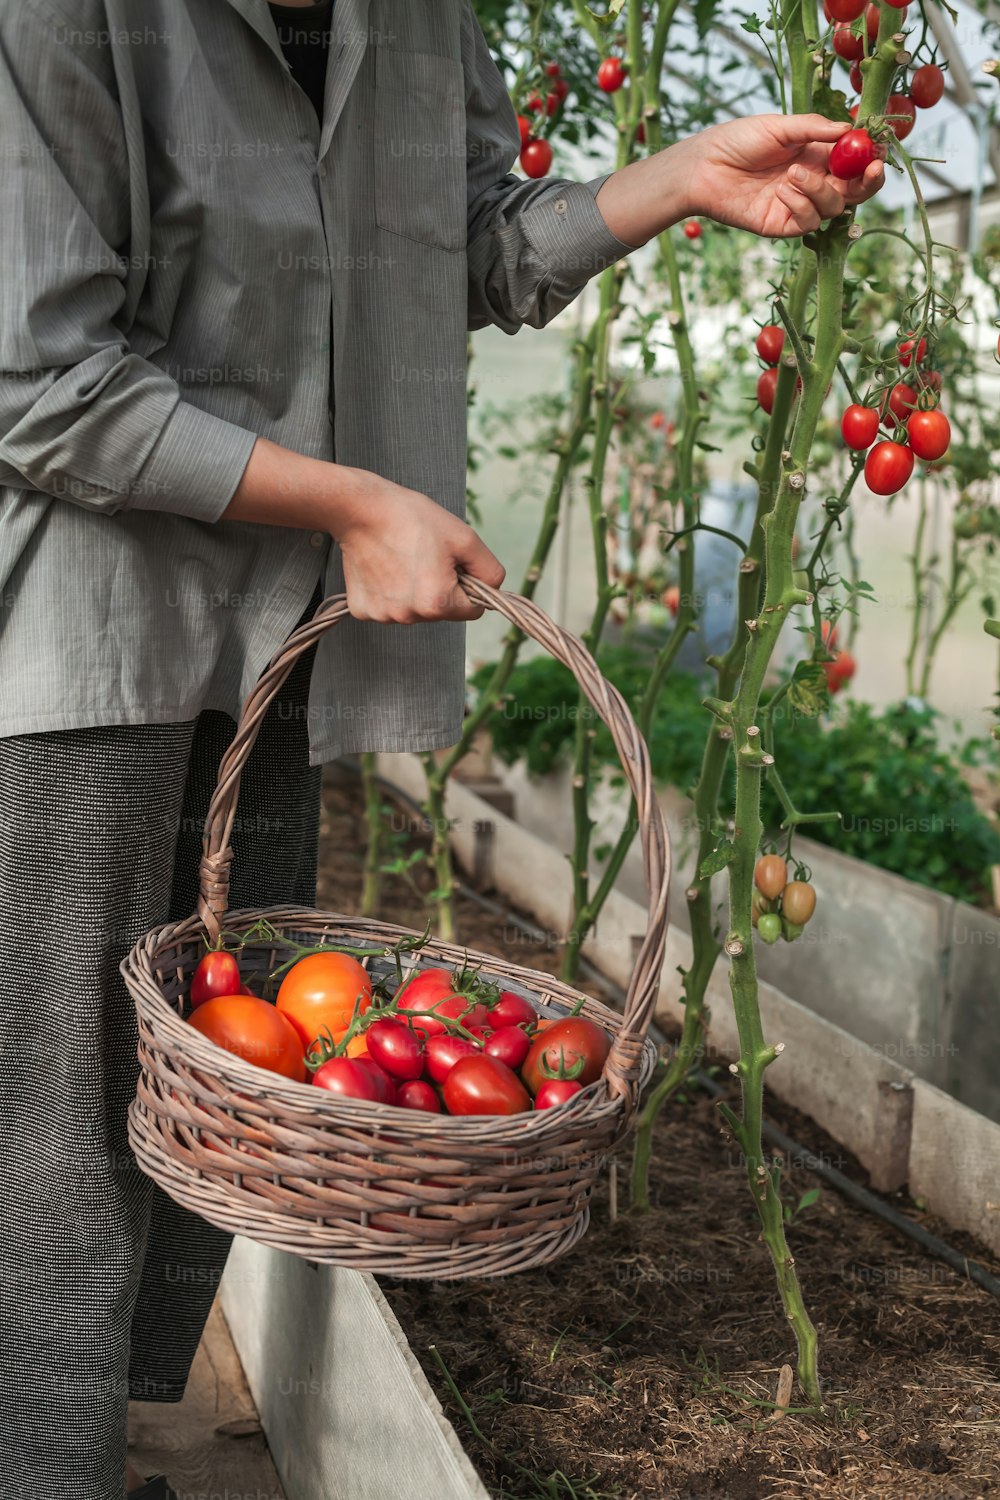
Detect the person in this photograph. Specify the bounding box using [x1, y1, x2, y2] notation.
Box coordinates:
[0, 2, 884, 1497]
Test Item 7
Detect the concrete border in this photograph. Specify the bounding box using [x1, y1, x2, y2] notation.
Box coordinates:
[377, 751, 1000, 1252]
[220, 1238, 490, 1500]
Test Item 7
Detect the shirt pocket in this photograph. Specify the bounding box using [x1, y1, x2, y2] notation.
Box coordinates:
[373, 48, 466, 253]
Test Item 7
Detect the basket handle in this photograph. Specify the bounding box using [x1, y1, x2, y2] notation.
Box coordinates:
[197, 576, 670, 1097]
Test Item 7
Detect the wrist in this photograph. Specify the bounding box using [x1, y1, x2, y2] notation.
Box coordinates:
[594, 139, 700, 247]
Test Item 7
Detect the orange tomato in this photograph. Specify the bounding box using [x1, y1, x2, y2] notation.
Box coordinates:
[276, 952, 372, 1051]
[188, 995, 306, 1082]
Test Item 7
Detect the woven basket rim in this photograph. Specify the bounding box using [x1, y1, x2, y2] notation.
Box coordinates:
[122, 904, 656, 1140]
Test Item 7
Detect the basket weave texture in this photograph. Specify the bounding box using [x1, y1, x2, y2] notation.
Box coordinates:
[123, 579, 669, 1278]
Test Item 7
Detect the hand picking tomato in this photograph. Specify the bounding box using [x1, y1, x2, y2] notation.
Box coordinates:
[782, 881, 817, 925]
[188, 995, 306, 1082]
[443, 1055, 531, 1116]
[865, 440, 914, 495]
[828, 128, 876, 180]
[519, 138, 552, 179]
[534, 1079, 584, 1110]
[597, 56, 626, 93]
[276, 952, 372, 1051]
[906, 409, 950, 461]
[396, 1080, 441, 1113]
[485, 1025, 532, 1071]
[395, 968, 490, 1038]
[754, 854, 788, 902]
[755, 325, 784, 366]
[521, 1016, 610, 1096]
[757, 367, 778, 414]
[485, 991, 538, 1030]
[840, 403, 880, 451]
[757, 913, 783, 944]
[910, 63, 944, 108]
[365, 1018, 425, 1081]
[190, 950, 242, 1010]
[310, 1056, 380, 1101]
[425, 1034, 482, 1085]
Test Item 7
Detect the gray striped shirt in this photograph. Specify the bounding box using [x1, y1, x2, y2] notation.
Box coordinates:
[0, 0, 630, 760]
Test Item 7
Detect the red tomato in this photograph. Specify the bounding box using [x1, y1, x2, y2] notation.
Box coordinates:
[524, 90, 542, 113]
[662, 584, 680, 618]
[597, 57, 626, 93]
[424, 1034, 482, 1085]
[442, 1055, 531, 1116]
[829, 128, 876, 179]
[364, 1018, 425, 1081]
[865, 440, 914, 495]
[521, 1017, 611, 1096]
[827, 0, 866, 19]
[866, 1, 906, 38]
[849, 61, 864, 93]
[190, 951, 242, 1010]
[485, 1026, 532, 1071]
[907, 409, 951, 461]
[841, 403, 880, 450]
[485, 991, 538, 1030]
[188, 995, 306, 1083]
[534, 1079, 584, 1110]
[544, 61, 561, 78]
[683, 220, 702, 239]
[821, 618, 839, 651]
[275, 952, 372, 1053]
[754, 854, 788, 902]
[911, 63, 944, 108]
[755, 325, 784, 365]
[552, 78, 570, 104]
[355, 1057, 398, 1105]
[782, 881, 818, 925]
[833, 24, 865, 62]
[516, 113, 531, 146]
[916, 367, 942, 395]
[885, 381, 918, 424]
[823, 650, 856, 694]
[757, 367, 778, 414]
[310, 1057, 380, 1101]
[394, 968, 490, 1038]
[887, 96, 916, 139]
[519, 139, 552, 179]
[396, 1080, 441, 1113]
[898, 334, 927, 366]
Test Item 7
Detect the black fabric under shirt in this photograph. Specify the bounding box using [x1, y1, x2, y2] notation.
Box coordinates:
[268, 0, 335, 124]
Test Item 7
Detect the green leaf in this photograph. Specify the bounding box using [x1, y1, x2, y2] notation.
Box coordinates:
[741, 13, 762, 33]
[797, 1188, 821, 1213]
[700, 839, 735, 879]
[812, 78, 854, 126]
[694, 0, 721, 38]
[787, 660, 829, 719]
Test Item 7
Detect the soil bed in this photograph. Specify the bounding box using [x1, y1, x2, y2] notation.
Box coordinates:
[318, 763, 1000, 1500]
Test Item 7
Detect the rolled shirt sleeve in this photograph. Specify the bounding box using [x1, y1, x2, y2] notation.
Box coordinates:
[0, 3, 258, 522]
[461, 3, 636, 333]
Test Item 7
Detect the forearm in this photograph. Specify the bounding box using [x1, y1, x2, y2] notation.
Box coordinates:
[222, 437, 367, 534]
[592, 138, 698, 249]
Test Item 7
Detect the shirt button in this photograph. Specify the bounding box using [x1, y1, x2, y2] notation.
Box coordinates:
[310, 531, 326, 548]
[554, 198, 567, 215]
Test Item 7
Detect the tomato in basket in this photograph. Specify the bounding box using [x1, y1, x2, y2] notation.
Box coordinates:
[188, 994, 306, 1082]
[442, 1054, 532, 1116]
[485, 991, 538, 1030]
[189, 950, 242, 1010]
[394, 967, 490, 1037]
[310, 1056, 381, 1100]
[521, 1016, 611, 1097]
[275, 952, 372, 1050]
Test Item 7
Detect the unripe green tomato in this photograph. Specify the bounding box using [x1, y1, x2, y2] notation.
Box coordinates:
[793, 569, 810, 591]
[781, 918, 805, 942]
[757, 913, 782, 944]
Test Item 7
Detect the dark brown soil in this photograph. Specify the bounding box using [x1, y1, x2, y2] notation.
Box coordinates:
[318, 762, 1000, 1500]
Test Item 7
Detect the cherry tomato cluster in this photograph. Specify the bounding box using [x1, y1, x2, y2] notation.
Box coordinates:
[754, 323, 786, 414]
[516, 59, 569, 179]
[824, 0, 945, 133]
[185, 950, 612, 1119]
[839, 338, 951, 496]
[752, 855, 818, 944]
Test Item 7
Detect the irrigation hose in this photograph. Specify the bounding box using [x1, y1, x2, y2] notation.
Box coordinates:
[342, 757, 1000, 1302]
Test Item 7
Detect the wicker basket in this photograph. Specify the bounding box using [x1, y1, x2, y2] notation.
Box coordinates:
[123, 578, 669, 1278]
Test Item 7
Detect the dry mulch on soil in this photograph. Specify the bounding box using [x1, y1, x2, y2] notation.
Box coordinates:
[318, 763, 1000, 1500]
